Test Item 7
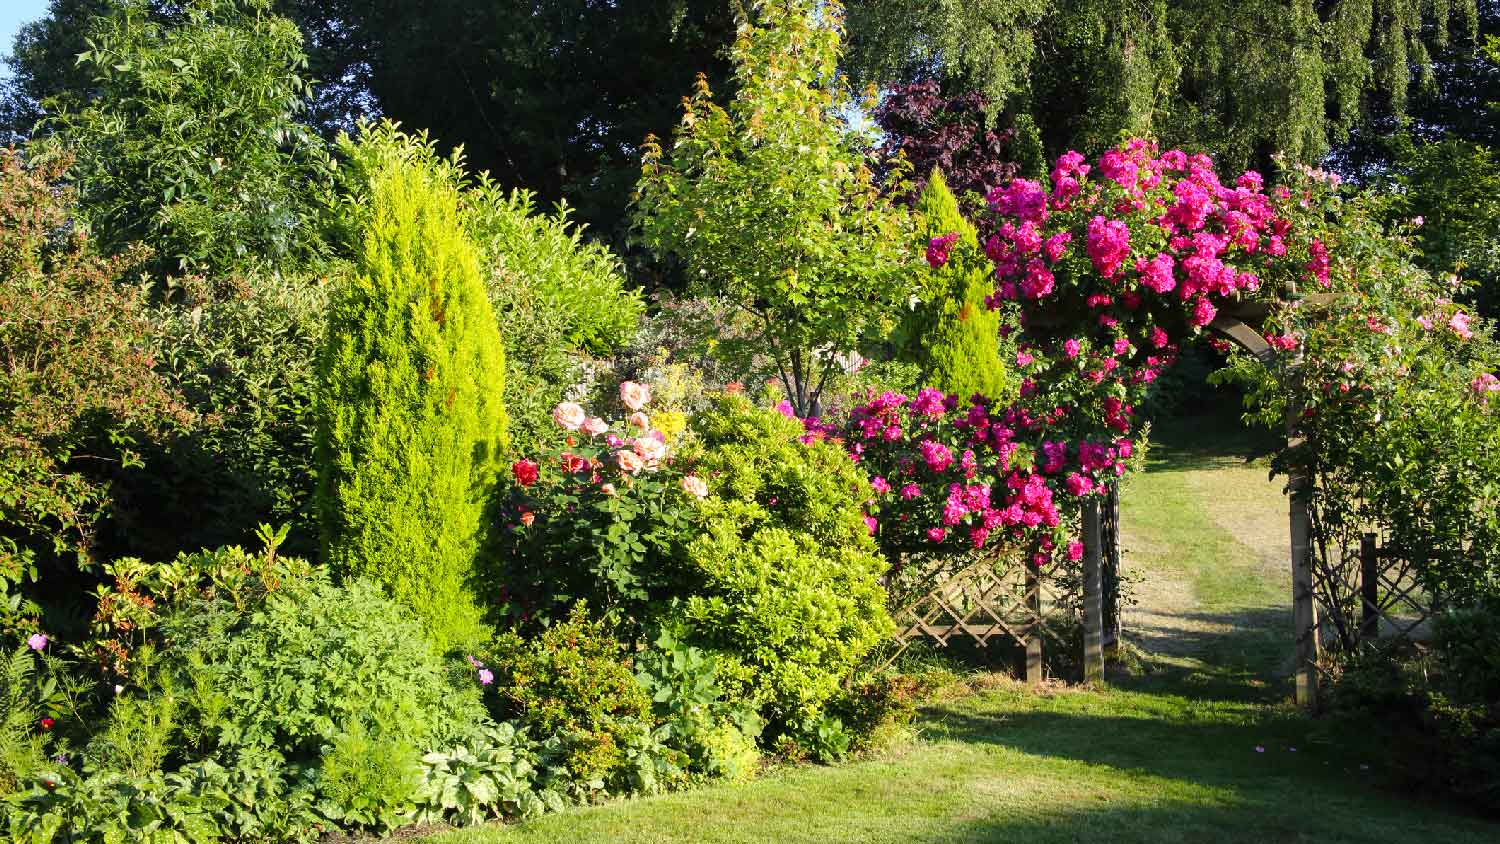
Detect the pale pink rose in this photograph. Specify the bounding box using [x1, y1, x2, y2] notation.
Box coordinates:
[680, 476, 708, 498]
[552, 402, 586, 431]
[582, 417, 609, 436]
[601, 482, 617, 495]
[619, 380, 652, 411]
[616, 450, 644, 474]
[634, 436, 668, 463]
[628, 411, 650, 429]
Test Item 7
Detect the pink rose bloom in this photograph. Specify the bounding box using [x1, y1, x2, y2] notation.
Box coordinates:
[583, 417, 609, 436]
[477, 669, 494, 686]
[1086, 216, 1131, 278]
[864, 515, 879, 535]
[619, 380, 652, 411]
[681, 476, 709, 498]
[1137, 253, 1176, 294]
[920, 440, 955, 473]
[900, 483, 921, 500]
[1450, 311, 1474, 340]
[1064, 339, 1081, 358]
[627, 411, 650, 429]
[1190, 297, 1217, 328]
[616, 450, 645, 474]
[1065, 472, 1095, 496]
[1068, 541, 1085, 562]
[552, 401, 587, 431]
[633, 436, 668, 463]
[601, 482, 618, 495]
[27, 633, 47, 651]
[926, 527, 947, 543]
[1042, 232, 1072, 264]
[1417, 316, 1434, 330]
[870, 476, 892, 494]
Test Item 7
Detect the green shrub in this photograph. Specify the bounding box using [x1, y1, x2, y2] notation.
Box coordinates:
[674, 394, 894, 721]
[314, 148, 509, 651]
[33, 0, 331, 277]
[475, 607, 657, 796]
[633, 627, 762, 783]
[902, 169, 1010, 402]
[411, 723, 567, 827]
[101, 272, 330, 563]
[1434, 600, 1500, 705]
[0, 149, 183, 624]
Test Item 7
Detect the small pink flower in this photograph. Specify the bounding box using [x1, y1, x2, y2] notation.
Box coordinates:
[1064, 339, 1081, 359]
[478, 669, 494, 686]
[775, 400, 796, 418]
[900, 483, 921, 500]
[681, 476, 708, 498]
[583, 417, 609, 436]
[627, 411, 650, 429]
[26, 633, 47, 651]
[601, 482, 617, 495]
[1068, 541, 1084, 562]
[553, 402, 587, 431]
[864, 515, 879, 535]
[870, 476, 891, 494]
[619, 380, 652, 411]
[926, 527, 947, 543]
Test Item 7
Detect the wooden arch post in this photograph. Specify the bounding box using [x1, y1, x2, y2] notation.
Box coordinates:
[1209, 308, 1319, 709]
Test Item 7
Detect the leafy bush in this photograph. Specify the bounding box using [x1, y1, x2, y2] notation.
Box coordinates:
[0, 148, 184, 632]
[673, 394, 893, 721]
[1434, 601, 1500, 704]
[32, 0, 331, 277]
[102, 272, 330, 563]
[7, 546, 493, 841]
[315, 146, 509, 651]
[474, 606, 658, 796]
[496, 384, 699, 628]
[633, 628, 762, 782]
[410, 723, 566, 827]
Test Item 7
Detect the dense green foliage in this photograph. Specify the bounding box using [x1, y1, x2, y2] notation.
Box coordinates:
[99, 273, 329, 564]
[675, 395, 893, 720]
[1218, 185, 1500, 612]
[903, 170, 1010, 401]
[29, 0, 331, 277]
[845, 0, 1480, 173]
[330, 122, 643, 457]
[4, 547, 492, 841]
[314, 150, 508, 651]
[635, 0, 913, 416]
[0, 150, 184, 633]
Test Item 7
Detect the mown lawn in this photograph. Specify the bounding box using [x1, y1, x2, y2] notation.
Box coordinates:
[424, 411, 1500, 844]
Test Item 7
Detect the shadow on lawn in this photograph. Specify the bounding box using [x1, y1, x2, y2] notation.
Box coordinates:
[1120, 604, 1294, 703]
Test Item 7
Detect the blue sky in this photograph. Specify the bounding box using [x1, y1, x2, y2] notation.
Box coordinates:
[1, 0, 52, 81]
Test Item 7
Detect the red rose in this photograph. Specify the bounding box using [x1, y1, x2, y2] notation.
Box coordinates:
[512, 459, 539, 487]
[520, 511, 536, 527]
[39, 718, 54, 731]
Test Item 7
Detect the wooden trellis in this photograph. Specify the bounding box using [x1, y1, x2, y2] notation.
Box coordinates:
[885, 492, 1113, 685]
[1308, 531, 1437, 660]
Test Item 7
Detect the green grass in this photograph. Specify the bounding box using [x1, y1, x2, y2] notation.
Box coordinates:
[423, 410, 1499, 844]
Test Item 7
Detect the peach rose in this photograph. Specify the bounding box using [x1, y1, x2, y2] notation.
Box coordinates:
[619, 380, 652, 411]
[627, 411, 650, 429]
[680, 476, 708, 499]
[552, 401, 586, 431]
[601, 482, 617, 495]
[633, 436, 668, 463]
[616, 449, 645, 474]
[582, 416, 609, 436]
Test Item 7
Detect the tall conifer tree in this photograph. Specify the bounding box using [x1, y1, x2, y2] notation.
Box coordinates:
[315, 152, 509, 650]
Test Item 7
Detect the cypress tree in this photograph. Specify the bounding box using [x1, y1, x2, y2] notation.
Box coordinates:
[910, 169, 1010, 401]
[314, 153, 509, 651]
